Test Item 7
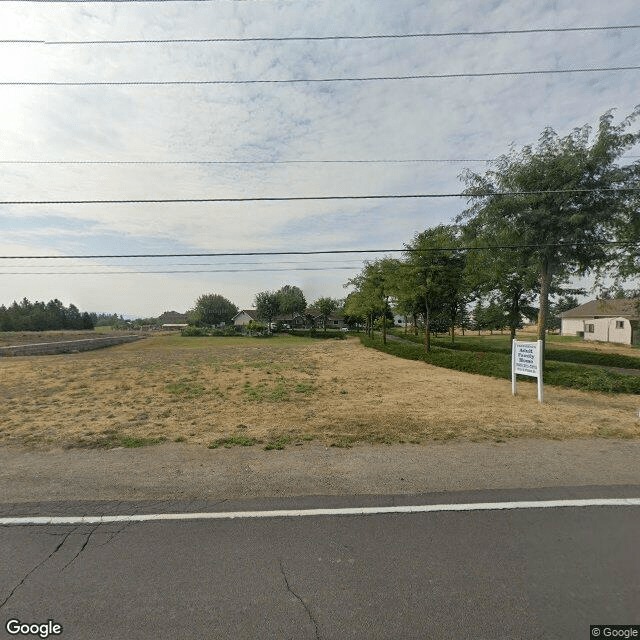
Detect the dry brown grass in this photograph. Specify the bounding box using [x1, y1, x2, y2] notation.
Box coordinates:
[1, 334, 638, 450]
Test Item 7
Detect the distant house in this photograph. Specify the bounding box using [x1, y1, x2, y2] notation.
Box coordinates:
[393, 314, 407, 327]
[322, 314, 347, 330]
[304, 310, 347, 330]
[232, 310, 258, 327]
[162, 323, 188, 331]
[559, 298, 640, 346]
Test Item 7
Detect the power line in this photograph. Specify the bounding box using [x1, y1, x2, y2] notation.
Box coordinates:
[1, 156, 637, 166]
[0, 266, 361, 275]
[0, 0, 236, 3]
[1, 187, 639, 205]
[1, 241, 637, 260]
[0, 158, 495, 165]
[4, 25, 640, 45]
[1, 258, 366, 267]
[1, 65, 639, 86]
[1, 157, 637, 166]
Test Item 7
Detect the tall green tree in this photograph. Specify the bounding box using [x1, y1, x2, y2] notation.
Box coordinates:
[277, 285, 307, 325]
[189, 294, 238, 327]
[345, 258, 398, 343]
[460, 108, 640, 359]
[461, 223, 540, 340]
[403, 225, 467, 351]
[254, 290, 281, 328]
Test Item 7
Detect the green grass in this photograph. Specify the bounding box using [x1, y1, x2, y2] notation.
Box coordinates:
[164, 381, 206, 397]
[362, 335, 640, 394]
[71, 434, 167, 449]
[264, 435, 293, 450]
[208, 435, 257, 449]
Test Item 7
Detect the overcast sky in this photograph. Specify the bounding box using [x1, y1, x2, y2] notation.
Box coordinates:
[1, 0, 639, 317]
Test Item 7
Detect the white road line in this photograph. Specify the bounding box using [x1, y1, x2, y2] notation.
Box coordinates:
[1, 498, 639, 526]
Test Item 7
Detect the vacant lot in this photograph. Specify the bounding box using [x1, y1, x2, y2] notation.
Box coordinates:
[1, 334, 638, 449]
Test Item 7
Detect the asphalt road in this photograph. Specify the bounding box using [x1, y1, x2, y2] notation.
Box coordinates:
[2, 486, 639, 640]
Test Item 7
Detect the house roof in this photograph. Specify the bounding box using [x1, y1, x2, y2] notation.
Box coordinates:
[232, 309, 257, 320]
[559, 298, 640, 320]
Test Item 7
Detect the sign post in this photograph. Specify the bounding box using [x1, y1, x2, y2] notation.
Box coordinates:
[512, 339, 544, 403]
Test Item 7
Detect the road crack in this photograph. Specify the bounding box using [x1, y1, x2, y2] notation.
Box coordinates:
[279, 560, 320, 640]
[61, 524, 100, 571]
[0, 526, 77, 610]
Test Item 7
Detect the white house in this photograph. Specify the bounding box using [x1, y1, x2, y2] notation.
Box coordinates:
[559, 298, 640, 346]
[231, 309, 258, 327]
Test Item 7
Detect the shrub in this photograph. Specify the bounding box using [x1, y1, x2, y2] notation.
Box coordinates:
[361, 336, 640, 394]
[181, 326, 208, 337]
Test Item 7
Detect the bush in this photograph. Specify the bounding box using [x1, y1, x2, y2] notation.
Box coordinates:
[246, 320, 267, 335]
[361, 335, 640, 394]
[181, 326, 208, 337]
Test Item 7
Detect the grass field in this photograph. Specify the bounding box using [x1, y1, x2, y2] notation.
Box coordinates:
[1, 333, 639, 449]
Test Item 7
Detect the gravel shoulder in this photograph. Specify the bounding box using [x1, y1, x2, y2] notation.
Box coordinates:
[1, 439, 639, 505]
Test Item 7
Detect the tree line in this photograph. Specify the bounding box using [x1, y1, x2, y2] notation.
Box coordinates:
[0, 298, 96, 331]
[188, 286, 345, 331]
[344, 108, 640, 354]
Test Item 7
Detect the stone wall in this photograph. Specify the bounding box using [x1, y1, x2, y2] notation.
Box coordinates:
[0, 335, 144, 357]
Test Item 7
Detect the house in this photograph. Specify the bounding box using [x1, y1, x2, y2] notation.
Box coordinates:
[232, 309, 258, 327]
[322, 314, 348, 330]
[559, 298, 640, 346]
[162, 323, 188, 331]
[393, 314, 407, 327]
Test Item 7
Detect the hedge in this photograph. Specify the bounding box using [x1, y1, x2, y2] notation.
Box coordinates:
[388, 329, 640, 370]
[361, 335, 640, 394]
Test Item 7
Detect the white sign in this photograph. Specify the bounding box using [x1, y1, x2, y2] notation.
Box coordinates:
[514, 342, 538, 377]
[512, 339, 544, 403]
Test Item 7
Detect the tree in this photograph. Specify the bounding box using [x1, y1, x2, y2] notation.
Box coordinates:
[65, 304, 83, 329]
[254, 290, 281, 328]
[81, 312, 95, 330]
[461, 223, 541, 340]
[45, 299, 66, 330]
[342, 292, 366, 331]
[547, 294, 579, 332]
[277, 285, 306, 325]
[345, 259, 398, 343]
[189, 294, 238, 327]
[403, 225, 467, 351]
[311, 297, 340, 332]
[460, 108, 640, 361]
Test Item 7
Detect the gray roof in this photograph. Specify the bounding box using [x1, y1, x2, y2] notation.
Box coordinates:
[232, 309, 257, 320]
[559, 298, 640, 320]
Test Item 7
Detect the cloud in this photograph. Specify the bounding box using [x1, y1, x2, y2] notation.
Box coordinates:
[0, 0, 639, 314]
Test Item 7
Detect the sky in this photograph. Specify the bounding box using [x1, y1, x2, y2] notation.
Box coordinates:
[1, 0, 639, 317]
